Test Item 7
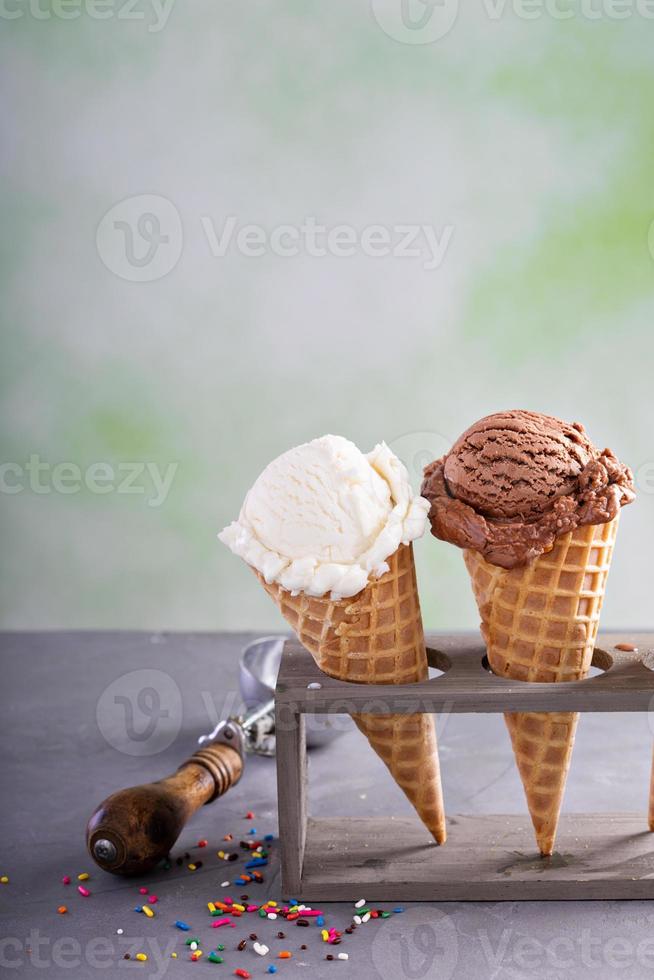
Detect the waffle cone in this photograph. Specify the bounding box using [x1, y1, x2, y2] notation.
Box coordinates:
[257, 544, 446, 843]
[464, 516, 619, 855]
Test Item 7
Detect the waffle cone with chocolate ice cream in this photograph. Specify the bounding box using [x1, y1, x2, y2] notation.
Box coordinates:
[421, 410, 635, 855]
[256, 544, 447, 844]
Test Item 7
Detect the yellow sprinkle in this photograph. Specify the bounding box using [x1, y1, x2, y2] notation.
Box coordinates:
[142, 905, 154, 917]
[188, 863, 197, 871]
[207, 902, 216, 912]
[135, 953, 148, 962]
[171, 953, 177, 959]
[0, 877, 8, 885]
[232, 903, 245, 912]
[77, 873, 89, 881]
[321, 930, 329, 942]
[218, 850, 225, 859]
[266, 901, 277, 907]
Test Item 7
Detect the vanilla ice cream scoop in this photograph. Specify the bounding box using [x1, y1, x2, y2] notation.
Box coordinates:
[219, 434, 429, 599]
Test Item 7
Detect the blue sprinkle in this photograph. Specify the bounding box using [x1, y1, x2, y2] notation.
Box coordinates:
[267, 967, 277, 975]
[289, 898, 298, 906]
[264, 834, 274, 842]
[248, 828, 258, 835]
[234, 878, 247, 885]
[316, 916, 325, 926]
[134, 906, 143, 913]
[393, 907, 405, 913]
[175, 921, 190, 931]
[245, 858, 268, 869]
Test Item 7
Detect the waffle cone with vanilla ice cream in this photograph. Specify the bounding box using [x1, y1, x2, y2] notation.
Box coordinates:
[421, 411, 635, 855]
[220, 435, 446, 843]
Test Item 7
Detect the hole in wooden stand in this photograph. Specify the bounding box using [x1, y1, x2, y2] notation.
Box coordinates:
[426, 647, 452, 679]
[480, 647, 614, 680]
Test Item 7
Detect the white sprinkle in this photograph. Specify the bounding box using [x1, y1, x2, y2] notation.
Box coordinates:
[338, 953, 349, 961]
[267, 912, 277, 920]
[116, 929, 123, 936]
[354, 898, 366, 908]
[254, 943, 269, 956]
[221, 881, 230, 887]
[353, 915, 362, 925]
[190, 941, 198, 951]
[361, 912, 371, 923]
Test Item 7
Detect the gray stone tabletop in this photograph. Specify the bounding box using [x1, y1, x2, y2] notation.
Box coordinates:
[1, 631, 653, 980]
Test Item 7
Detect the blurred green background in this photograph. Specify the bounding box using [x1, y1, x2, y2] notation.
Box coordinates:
[1, 0, 652, 631]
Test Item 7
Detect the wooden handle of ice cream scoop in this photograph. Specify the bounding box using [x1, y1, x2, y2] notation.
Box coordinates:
[86, 743, 243, 876]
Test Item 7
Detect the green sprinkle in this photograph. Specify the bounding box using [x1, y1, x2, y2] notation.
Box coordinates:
[208, 952, 224, 964]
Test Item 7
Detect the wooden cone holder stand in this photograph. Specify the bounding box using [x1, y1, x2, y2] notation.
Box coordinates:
[275, 631, 654, 901]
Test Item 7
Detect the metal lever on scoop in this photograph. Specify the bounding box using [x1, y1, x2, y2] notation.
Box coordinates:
[86, 700, 275, 876]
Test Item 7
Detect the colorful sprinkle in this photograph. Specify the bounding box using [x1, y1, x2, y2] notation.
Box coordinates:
[278, 951, 292, 959]
[142, 905, 154, 918]
[139, 887, 148, 895]
[135, 953, 148, 962]
[208, 952, 224, 964]
[57, 906, 67, 914]
[175, 921, 190, 931]
[198, 839, 208, 848]
[77, 886, 91, 897]
[77, 873, 90, 881]
[354, 898, 365, 908]
[61, 876, 70, 885]
[148, 895, 158, 904]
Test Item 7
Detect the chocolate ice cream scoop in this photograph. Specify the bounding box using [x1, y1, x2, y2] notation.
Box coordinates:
[421, 410, 635, 568]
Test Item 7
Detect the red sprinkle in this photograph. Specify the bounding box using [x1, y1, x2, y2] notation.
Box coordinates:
[198, 839, 208, 848]
[139, 887, 148, 895]
[245, 812, 254, 819]
[148, 895, 158, 904]
[62, 876, 71, 885]
[234, 971, 250, 979]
